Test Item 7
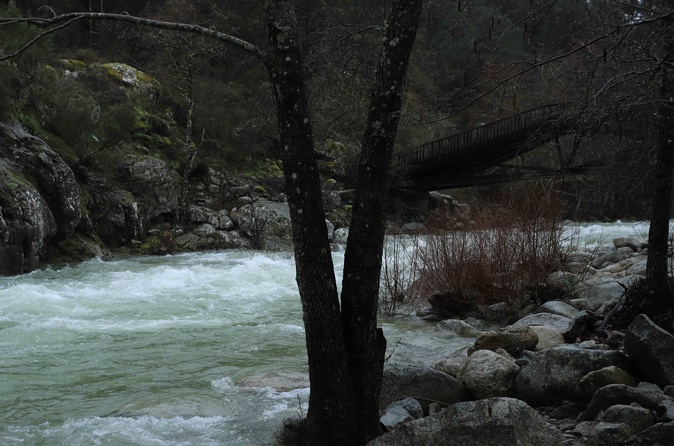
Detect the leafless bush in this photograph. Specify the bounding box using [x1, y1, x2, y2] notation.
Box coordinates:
[416, 185, 571, 315]
[379, 232, 423, 316]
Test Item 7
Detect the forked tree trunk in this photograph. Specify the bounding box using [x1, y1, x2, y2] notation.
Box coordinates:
[265, 0, 422, 445]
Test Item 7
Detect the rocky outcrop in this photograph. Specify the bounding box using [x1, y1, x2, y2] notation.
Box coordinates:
[624, 314, 674, 386]
[516, 345, 632, 406]
[0, 122, 82, 274]
[368, 398, 565, 446]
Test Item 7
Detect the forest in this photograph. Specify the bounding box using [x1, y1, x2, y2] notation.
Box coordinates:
[1, 2, 673, 446]
[2, 0, 669, 219]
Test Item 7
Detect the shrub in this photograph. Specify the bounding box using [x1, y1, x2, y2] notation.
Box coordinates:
[415, 185, 571, 317]
[379, 232, 424, 316]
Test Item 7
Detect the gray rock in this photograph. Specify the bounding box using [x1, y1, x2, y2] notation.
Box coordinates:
[437, 319, 480, 338]
[588, 404, 654, 446]
[512, 312, 573, 332]
[535, 300, 579, 319]
[591, 250, 632, 269]
[624, 421, 674, 446]
[217, 210, 235, 230]
[325, 219, 335, 241]
[380, 364, 468, 413]
[333, 227, 349, 244]
[580, 383, 670, 422]
[613, 237, 641, 251]
[461, 349, 519, 399]
[380, 398, 424, 430]
[468, 325, 538, 355]
[188, 205, 219, 227]
[367, 398, 565, 446]
[516, 345, 632, 406]
[434, 356, 468, 379]
[625, 314, 674, 386]
[237, 200, 292, 240]
[574, 276, 634, 307]
[0, 168, 57, 274]
[626, 258, 648, 276]
[575, 366, 638, 401]
[237, 369, 309, 392]
[528, 325, 566, 351]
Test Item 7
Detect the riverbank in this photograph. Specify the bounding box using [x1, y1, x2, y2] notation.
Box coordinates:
[361, 232, 674, 446]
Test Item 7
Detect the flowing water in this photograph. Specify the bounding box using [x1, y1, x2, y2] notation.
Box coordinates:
[0, 221, 651, 445]
[0, 248, 474, 446]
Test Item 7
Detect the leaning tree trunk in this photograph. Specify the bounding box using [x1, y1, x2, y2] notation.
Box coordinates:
[340, 0, 423, 442]
[646, 65, 674, 316]
[265, 1, 359, 445]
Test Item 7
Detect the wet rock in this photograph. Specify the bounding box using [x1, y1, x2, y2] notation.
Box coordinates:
[368, 398, 565, 446]
[624, 420, 674, 445]
[513, 312, 573, 332]
[575, 366, 638, 401]
[516, 345, 632, 406]
[591, 251, 633, 269]
[580, 383, 670, 422]
[535, 300, 579, 319]
[624, 314, 674, 386]
[237, 369, 309, 392]
[461, 349, 519, 399]
[468, 325, 538, 356]
[587, 404, 654, 446]
[529, 325, 566, 351]
[380, 398, 424, 431]
[437, 319, 480, 338]
[380, 364, 468, 413]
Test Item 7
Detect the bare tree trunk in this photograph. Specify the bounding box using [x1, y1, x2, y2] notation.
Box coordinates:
[646, 65, 674, 315]
[265, 1, 359, 444]
[340, 0, 423, 442]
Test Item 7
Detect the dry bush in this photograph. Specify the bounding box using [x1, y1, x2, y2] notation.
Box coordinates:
[379, 232, 423, 316]
[416, 185, 570, 316]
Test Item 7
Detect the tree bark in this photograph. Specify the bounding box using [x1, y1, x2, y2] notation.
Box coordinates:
[646, 64, 674, 315]
[265, 1, 359, 444]
[340, 0, 423, 442]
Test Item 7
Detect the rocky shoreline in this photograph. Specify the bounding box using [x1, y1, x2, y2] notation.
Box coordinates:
[369, 235, 674, 446]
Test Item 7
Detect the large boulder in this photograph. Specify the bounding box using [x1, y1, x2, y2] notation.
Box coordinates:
[587, 404, 655, 446]
[0, 122, 81, 241]
[437, 319, 480, 338]
[528, 325, 565, 351]
[468, 325, 538, 355]
[624, 314, 674, 386]
[367, 398, 565, 446]
[380, 364, 468, 413]
[575, 366, 638, 401]
[117, 155, 180, 223]
[0, 163, 57, 274]
[580, 382, 672, 422]
[624, 421, 674, 445]
[461, 349, 519, 399]
[516, 345, 632, 406]
[574, 276, 634, 307]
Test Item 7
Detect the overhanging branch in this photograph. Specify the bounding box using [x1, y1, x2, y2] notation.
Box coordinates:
[0, 12, 267, 62]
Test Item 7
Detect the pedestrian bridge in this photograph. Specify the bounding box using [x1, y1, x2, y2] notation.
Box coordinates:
[392, 103, 583, 191]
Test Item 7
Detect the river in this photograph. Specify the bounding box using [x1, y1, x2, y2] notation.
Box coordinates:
[0, 221, 649, 445]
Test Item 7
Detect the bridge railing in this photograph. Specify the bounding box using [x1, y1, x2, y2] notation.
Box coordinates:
[393, 103, 571, 172]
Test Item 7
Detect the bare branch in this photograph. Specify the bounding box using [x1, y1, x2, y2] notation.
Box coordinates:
[0, 12, 266, 61]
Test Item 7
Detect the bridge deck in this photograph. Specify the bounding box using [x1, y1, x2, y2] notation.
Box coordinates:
[393, 104, 572, 190]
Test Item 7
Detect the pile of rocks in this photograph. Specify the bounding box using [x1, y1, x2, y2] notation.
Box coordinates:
[372, 236, 674, 445]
